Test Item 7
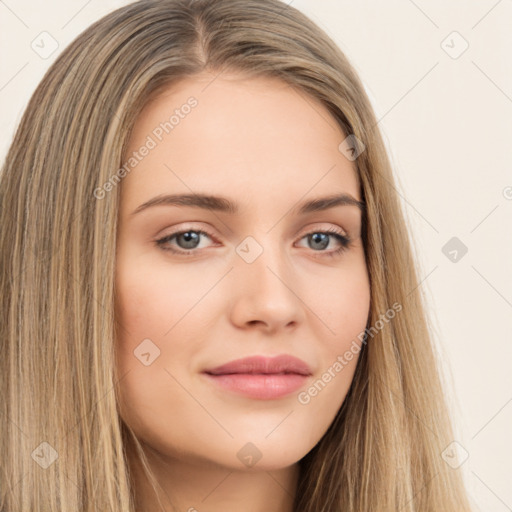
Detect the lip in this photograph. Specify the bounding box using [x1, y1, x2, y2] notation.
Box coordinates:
[202, 355, 312, 400]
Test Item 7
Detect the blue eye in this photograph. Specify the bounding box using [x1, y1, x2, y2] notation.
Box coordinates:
[155, 227, 351, 257]
[156, 229, 214, 254]
[301, 228, 351, 257]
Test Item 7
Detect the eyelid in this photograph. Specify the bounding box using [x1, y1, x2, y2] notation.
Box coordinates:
[297, 223, 348, 238]
[157, 221, 350, 238]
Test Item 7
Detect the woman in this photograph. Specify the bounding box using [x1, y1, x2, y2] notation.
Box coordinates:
[0, 0, 473, 510]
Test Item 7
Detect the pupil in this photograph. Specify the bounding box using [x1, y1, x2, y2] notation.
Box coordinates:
[310, 233, 328, 250]
[179, 231, 199, 249]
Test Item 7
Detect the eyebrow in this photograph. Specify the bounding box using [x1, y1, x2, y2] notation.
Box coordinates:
[130, 192, 365, 217]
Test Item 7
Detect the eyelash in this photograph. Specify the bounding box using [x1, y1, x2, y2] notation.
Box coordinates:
[155, 227, 352, 259]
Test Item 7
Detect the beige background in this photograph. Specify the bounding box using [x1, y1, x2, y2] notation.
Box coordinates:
[1, 1, 511, 510]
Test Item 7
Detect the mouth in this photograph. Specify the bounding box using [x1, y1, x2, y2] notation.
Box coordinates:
[202, 354, 312, 400]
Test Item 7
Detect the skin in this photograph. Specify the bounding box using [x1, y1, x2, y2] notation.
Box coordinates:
[114, 71, 371, 512]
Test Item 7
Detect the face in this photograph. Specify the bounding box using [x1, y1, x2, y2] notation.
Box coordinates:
[114, 72, 370, 472]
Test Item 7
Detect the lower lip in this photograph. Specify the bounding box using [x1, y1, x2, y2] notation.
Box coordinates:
[203, 373, 309, 400]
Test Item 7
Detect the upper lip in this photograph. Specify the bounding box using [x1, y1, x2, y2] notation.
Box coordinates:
[204, 355, 312, 376]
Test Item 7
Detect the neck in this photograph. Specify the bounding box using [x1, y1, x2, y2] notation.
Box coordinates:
[127, 440, 300, 512]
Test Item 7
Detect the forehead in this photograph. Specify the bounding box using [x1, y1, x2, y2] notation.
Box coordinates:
[120, 72, 361, 215]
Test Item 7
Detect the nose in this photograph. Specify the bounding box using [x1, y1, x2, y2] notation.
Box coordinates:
[228, 236, 306, 334]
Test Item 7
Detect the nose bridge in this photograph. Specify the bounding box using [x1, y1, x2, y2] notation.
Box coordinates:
[236, 231, 289, 289]
[232, 230, 302, 313]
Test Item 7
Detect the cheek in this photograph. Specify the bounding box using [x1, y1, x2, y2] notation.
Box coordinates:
[115, 254, 216, 342]
[309, 257, 371, 346]
[295, 296, 368, 444]
[113, 255, 219, 427]
[298, 260, 370, 409]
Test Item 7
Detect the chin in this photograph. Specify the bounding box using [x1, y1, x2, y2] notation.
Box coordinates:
[209, 434, 317, 472]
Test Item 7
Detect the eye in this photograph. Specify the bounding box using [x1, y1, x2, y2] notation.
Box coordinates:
[155, 226, 352, 257]
[296, 227, 352, 258]
[155, 228, 216, 255]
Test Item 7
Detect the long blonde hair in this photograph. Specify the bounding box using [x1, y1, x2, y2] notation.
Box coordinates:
[0, 0, 472, 510]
